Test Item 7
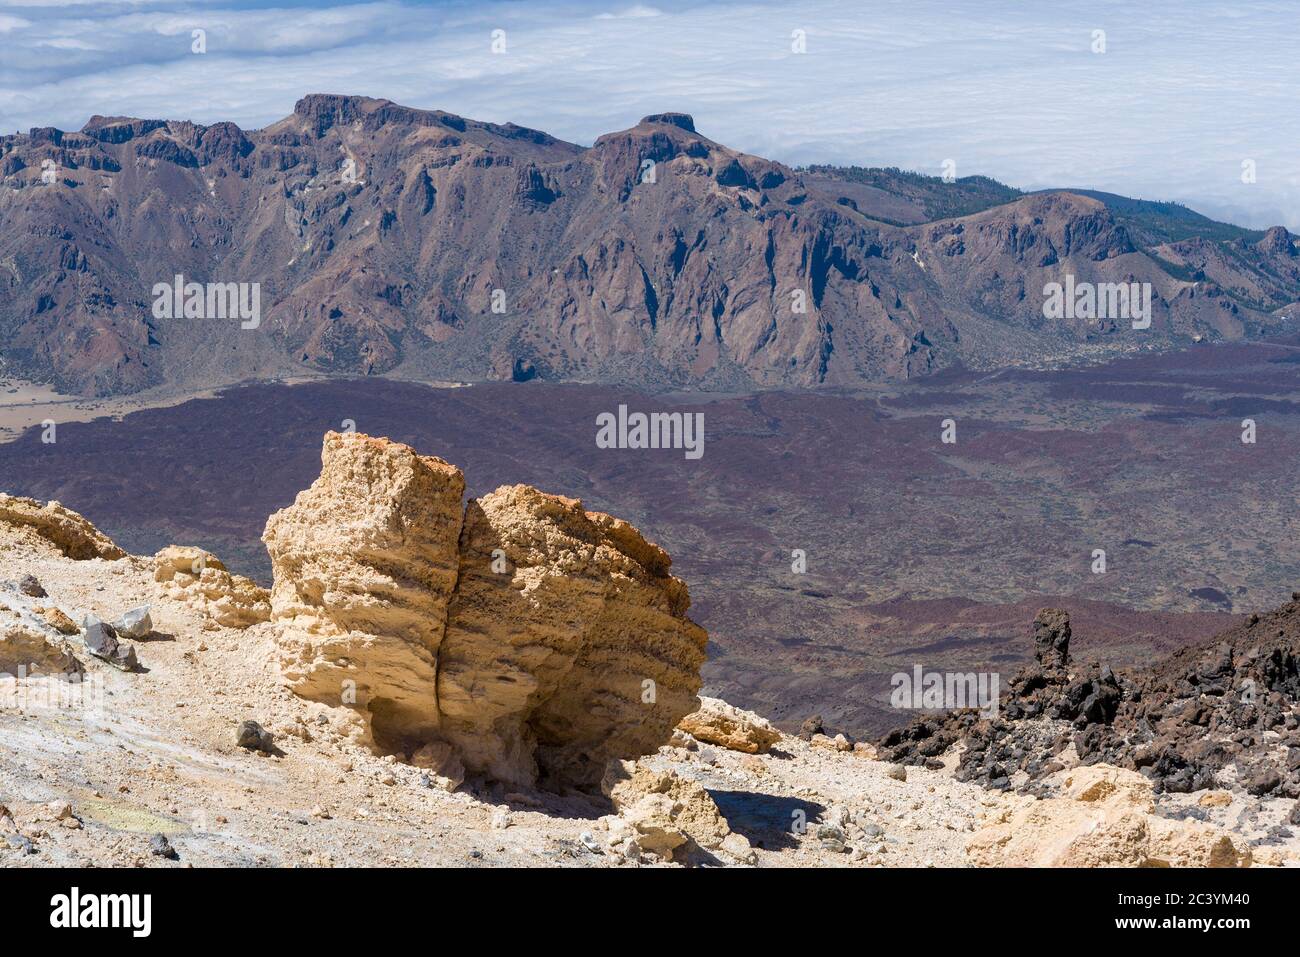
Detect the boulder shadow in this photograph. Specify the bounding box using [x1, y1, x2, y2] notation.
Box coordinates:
[482, 781, 611, 821]
[709, 789, 824, 851]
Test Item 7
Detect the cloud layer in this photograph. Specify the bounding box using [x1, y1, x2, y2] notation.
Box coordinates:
[1, 0, 1296, 229]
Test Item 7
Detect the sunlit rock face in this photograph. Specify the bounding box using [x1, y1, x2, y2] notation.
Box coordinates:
[263, 431, 706, 789]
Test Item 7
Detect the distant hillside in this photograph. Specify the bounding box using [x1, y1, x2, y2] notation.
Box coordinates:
[800, 164, 1023, 224]
[1, 95, 1296, 397]
[1035, 189, 1263, 246]
[802, 166, 1260, 246]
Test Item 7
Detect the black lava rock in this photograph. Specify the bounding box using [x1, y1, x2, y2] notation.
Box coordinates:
[236, 720, 275, 754]
[149, 833, 178, 859]
[17, 574, 46, 598]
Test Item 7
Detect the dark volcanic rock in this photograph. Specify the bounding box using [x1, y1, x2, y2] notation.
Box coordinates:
[1245, 766, 1283, 797]
[879, 599, 1300, 798]
[149, 833, 178, 859]
[799, 715, 825, 740]
[81, 615, 139, 671]
[236, 720, 275, 754]
[6, 834, 36, 855]
[17, 574, 46, 598]
[641, 113, 696, 133]
[1032, 607, 1071, 668]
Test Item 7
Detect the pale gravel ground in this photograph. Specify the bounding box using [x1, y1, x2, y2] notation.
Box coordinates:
[0, 377, 203, 444]
[0, 532, 1003, 868]
[0, 374, 470, 445]
[0, 375, 335, 444]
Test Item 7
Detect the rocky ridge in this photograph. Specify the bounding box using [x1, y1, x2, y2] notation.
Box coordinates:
[879, 604, 1300, 841]
[2, 95, 1296, 397]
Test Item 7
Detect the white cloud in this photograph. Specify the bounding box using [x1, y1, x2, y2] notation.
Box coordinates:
[34, 36, 94, 47]
[1, 0, 1297, 230]
[596, 5, 663, 18]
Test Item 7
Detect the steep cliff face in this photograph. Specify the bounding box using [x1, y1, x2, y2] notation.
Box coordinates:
[261, 431, 707, 789]
[3, 95, 1293, 397]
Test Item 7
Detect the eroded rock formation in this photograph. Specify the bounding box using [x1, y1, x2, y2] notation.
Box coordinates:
[0, 622, 83, 678]
[262, 434, 465, 747]
[0, 494, 125, 561]
[154, 545, 271, 628]
[1032, 607, 1071, 669]
[601, 757, 738, 863]
[677, 696, 782, 754]
[262, 432, 707, 789]
[967, 764, 1251, 867]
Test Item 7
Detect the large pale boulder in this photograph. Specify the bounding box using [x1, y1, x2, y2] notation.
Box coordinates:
[966, 764, 1251, 867]
[262, 432, 709, 790]
[678, 696, 782, 754]
[436, 485, 708, 788]
[154, 545, 270, 628]
[601, 758, 732, 861]
[0, 622, 83, 678]
[0, 494, 124, 561]
[262, 432, 465, 748]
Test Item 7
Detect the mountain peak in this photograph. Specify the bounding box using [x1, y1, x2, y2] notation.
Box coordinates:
[5, 94, 1297, 398]
[639, 112, 696, 133]
[80, 116, 169, 144]
[293, 93, 383, 117]
[1257, 225, 1296, 256]
[292, 93, 395, 134]
[287, 94, 563, 146]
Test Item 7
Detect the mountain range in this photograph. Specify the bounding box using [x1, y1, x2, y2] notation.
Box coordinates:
[2, 93, 1298, 397]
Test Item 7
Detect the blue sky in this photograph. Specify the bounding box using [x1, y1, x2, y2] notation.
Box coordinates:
[2, 0, 1297, 229]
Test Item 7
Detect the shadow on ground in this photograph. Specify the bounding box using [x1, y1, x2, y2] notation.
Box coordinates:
[710, 789, 824, 850]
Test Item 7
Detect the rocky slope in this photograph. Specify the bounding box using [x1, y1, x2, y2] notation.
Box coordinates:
[1, 454, 1299, 867]
[880, 603, 1300, 840]
[2, 95, 1297, 397]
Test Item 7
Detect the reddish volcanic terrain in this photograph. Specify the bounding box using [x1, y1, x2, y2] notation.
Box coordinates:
[1, 339, 1297, 733]
[3, 95, 1297, 398]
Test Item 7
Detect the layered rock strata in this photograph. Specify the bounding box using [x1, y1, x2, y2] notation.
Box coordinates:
[262, 431, 707, 789]
[0, 494, 125, 561]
